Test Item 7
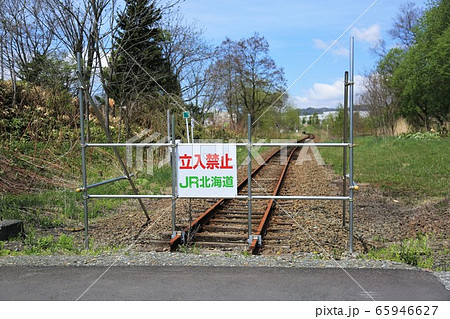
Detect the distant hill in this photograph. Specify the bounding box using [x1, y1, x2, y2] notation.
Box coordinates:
[298, 107, 336, 116]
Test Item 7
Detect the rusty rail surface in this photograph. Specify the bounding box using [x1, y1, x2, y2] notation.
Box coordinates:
[248, 145, 299, 254]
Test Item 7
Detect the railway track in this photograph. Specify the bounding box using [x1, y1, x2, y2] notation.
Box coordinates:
[170, 134, 314, 254]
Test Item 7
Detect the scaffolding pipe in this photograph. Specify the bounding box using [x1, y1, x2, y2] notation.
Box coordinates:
[343, 71, 349, 226]
[167, 110, 171, 144]
[349, 37, 355, 253]
[75, 54, 150, 222]
[247, 114, 252, 244]
[84, 142, 351, 148]
[87, 194, 350, 200]
[171, 115, 177, 237]
[191, 118, 194, 143]
[76, 174, 135, 192]
[77, 52, 89, 250]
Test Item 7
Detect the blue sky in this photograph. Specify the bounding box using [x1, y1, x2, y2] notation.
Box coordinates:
[177, 0, 428, 109]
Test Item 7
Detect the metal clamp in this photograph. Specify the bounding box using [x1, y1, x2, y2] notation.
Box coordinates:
[350, 181, 359, 190]
[248, 235, 262, 245]
[171, 231, 185, 242]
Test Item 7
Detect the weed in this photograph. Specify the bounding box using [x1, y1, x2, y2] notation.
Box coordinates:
[397, 132, 440, 140]
[241, 250, 250, 257]
[371, 235, 386, 243]
[365, 233, 434, 269]
[178, 244, 201, 254]
[80, 239, 125, 256]
[22, 234, 80, 255]
[0, 241, 11, 256]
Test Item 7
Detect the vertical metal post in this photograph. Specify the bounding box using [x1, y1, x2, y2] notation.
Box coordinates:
[191, 118, 194, 143]
[247, 114, 252, 244]
[185, 117, 190, 143]
[77, 52, 89, 250]
[343, 71, 349, 226]
[171, 115, 177, 237]
[349, 38, 355, 253]
[167, 110, 171, 143]
[189, 118, 194, 228]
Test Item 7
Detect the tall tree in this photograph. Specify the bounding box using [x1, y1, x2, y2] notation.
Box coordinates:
[234, 34, 286, 126]
[209, 38, 241, 129]
[110, 0, 179, 99]
[109, 0, 179, 136]
[392, 0, 450, 129]
[210, 34, 285, 130]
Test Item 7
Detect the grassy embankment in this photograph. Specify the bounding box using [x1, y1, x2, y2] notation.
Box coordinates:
[319, 134, 449, 198]
[319, 133, 449, 269]
[0, 120, 176, 255]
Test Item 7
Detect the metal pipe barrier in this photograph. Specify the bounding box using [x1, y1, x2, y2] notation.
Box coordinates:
[76, 37, 357, 253]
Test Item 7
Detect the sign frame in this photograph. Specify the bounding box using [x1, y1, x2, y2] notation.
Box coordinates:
[176, 143, 238, 198]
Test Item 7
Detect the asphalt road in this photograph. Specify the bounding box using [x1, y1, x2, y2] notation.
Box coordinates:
[0, 266, 448, 301]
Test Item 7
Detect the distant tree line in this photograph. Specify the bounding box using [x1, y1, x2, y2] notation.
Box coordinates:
[0, 0, 288, 140]
[360, 0, 450, 135]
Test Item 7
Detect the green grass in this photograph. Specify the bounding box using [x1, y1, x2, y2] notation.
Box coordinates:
[178, 243, 201, 254]
[0, 234, 124, 256]
[319, 136, 450, 198]
[363, 233, 435, 269]
[0, 191, 82, 228]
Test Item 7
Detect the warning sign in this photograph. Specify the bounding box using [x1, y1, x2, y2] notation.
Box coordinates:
[176, 144, 237, 198]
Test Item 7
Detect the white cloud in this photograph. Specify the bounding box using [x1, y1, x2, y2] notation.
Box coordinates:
[331, 47, 349, 57]
[290, 75, 367, 109]
[351, 24, 382, 47]
[313, 38, 328, 50]
[309, 80, 342, 101]
[313, 38, 348, 57]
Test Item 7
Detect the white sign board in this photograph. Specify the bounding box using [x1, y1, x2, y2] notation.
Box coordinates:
[176, 144, 237, 198]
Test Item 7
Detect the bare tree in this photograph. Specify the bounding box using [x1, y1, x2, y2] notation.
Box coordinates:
[209, 38, 241, 129]
[160, 12, 213, 102]
[0, 0, 57, 106]
[234, 34, 286, 126]
[360, 72, 399, 136]
[389, 1, 423, 48]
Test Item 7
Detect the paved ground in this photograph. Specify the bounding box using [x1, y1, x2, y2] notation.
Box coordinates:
[0, 266, 449, 301]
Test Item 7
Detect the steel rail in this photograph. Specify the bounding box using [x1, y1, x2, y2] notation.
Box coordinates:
[248, 145, 298, 254]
